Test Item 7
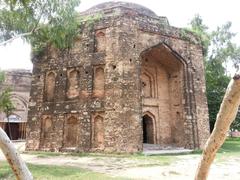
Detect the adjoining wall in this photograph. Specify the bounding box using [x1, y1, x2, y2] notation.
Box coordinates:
[0, 70, 31, 140]
[26, 2, 209, 152]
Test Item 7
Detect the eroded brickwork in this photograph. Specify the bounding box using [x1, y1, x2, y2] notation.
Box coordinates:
[26, 1, 210, 152]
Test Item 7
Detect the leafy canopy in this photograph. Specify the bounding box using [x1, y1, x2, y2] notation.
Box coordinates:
[0, 0, 81, 53]
[189, 15, 240, 131]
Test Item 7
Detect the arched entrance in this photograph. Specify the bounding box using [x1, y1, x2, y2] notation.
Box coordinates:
[140, 43, 185, 147]
[142, 114, 154, 144]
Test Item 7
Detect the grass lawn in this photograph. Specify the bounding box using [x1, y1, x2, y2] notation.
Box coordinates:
[1, 138, 239, 179]
[0, 162, 125, 180]
[218, 137, 240, 155]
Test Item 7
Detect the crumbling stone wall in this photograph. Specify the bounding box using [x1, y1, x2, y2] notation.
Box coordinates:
[26, 1, 209, 152]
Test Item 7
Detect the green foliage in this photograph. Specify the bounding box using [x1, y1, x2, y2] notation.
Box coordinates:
[0, 0, 81, 53]
[0, 70, 14, 116]
[189, 14, 211, 56]
[205, 61, 230, 131]
[188, 15, 240, 132]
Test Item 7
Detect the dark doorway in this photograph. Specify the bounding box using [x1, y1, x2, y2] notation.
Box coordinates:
[5, 123, 19, 140]
[142, 114, 154, 144]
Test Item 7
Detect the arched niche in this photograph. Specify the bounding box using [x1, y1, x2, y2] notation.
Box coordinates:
[95, 30, 106, 52]
[67, 69, 80, 99]
[41, 116, 53, 147]
[141, 70, 154, 98]
[10, 95, 28, 111]
[92, 115, 104, 149]
[64, 116, 78, 148]
[45, 72, 56, 101]
[93, 67, 105, 98]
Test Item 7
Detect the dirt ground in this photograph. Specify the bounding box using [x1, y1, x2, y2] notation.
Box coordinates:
[1, 142, 240, 180]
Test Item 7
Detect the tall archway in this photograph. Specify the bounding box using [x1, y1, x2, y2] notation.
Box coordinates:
[140, 43, 185, 147]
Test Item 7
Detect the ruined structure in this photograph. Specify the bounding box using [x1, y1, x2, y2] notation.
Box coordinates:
[0, 70, 31, 140]
[26, 2, 210, 152]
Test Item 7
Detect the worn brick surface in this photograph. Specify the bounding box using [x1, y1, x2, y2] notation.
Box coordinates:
[26, 2, 210, 152]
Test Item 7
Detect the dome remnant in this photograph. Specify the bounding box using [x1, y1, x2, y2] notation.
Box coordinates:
[82, 1, 157, 17]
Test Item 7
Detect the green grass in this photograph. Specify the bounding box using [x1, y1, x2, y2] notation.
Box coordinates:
[218, 137, 240, 155]
[215, 137, 240, 162]
[0, 162, 126, 180]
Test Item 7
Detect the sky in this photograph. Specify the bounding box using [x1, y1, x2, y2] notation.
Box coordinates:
[0, 0, 239, 71]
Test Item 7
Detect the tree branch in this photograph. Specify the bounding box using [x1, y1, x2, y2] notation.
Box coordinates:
[0, 31, 32, 46]
[195, 70, 240, 180]
[0, 127, 33, 179]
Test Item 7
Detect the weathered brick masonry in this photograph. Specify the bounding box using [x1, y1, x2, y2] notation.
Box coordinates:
[26, 2, 210, 152]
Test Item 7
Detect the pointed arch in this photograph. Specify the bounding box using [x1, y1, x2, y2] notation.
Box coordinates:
[67, 69, 80, 99]
[92, 115, 104, 148]
[95, 30, 106, 52]
[140, 42, 195, 147]
[45, 71, 56, 101]
[40, 116, 53, 147]
[93, 67, 105, 97]
[142, 111, 156, 144]
[141, 69, 155, 98]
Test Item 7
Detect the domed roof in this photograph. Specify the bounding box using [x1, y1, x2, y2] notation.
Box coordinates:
[82, 1, 157, 17]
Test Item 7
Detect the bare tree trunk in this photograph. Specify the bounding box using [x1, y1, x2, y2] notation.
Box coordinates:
[0, 127, 33, 180]
[195, 71, 240, 180]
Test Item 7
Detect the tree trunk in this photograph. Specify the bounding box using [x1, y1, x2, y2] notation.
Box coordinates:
[195, 71, 240, 180]
[0, 127, 33, 180]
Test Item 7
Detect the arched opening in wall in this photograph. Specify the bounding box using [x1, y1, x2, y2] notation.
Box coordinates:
[93, 115, 104, 149]
[140, 43, 185, 147]
[45, 72, 56, 101]
[10, 95, 28, 139]
[64, 116, 78, 148]
[142, 114, 154, 144]
[5, 121, 19, 140]
[67, 69, 79, 99]
[95, 30, 106, 52]
[93, 67, 104, 98]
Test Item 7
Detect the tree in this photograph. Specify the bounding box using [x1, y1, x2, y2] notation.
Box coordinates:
[0, 70, 32, 179]
[195, 71, 240, 180]
[188, 15, 240, 179]
[189, 15, 240, 132]
[0, 0, 81, 53]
